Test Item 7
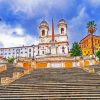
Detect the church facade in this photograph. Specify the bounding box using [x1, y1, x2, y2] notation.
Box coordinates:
[34, 19, 69, 58]
[0, 19, 69, 59]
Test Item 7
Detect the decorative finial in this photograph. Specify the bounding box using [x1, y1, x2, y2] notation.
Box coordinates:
[43, 17, 45, 21]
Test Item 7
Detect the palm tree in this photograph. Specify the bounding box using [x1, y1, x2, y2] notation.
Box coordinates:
[87, 21, 97, 55]
[87, 21, 97, 34]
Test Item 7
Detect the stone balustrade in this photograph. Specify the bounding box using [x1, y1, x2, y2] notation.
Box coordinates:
[82, 67, 95, 73]
[13, 72, 24, 79]
[16, 56, 100, 69]
[1, 68, 33, 85]
[1, 77, 13, 86]
[0, 65, 7, 73]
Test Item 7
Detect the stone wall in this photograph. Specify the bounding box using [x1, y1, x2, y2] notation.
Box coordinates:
[0, 65, 7, 72]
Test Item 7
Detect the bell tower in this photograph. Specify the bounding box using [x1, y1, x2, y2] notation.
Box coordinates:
[39, 20, 49, 43]
[58, 19, 67, 35]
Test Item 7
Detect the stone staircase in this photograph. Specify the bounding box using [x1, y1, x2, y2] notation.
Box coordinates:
[0, 67, 100, 99]
[91, 65, 100, 72]
[0, 64, 25, 79]
[0, 64, 26, 85]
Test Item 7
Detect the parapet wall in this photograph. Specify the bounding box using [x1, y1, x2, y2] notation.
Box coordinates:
[17, 56, 100, 69]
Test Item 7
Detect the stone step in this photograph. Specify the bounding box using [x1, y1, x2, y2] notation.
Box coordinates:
[11, 82, 100, 85]
[0, 94, 100, 97]
[0, 67, 100, 99]
[1, 92, 100, 95]
[14, 79, 100, 82]
[12, 82, 100, 85]
[4, 85, 99, 88]
[1, 90, 100, 93]
[19, 79, 100, 82]
[14, 74, 100, 77]
[1, 87, 98, 90]
[3, 85, 99, 89]
[0, 97, 100, 99]
[3, 87, 98, 90]
[3, 86, 99, 89]
[1, 89, 100, 92]
[20, 76, 100, 81]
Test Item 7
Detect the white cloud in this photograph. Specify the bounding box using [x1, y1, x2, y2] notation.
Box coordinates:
[4, 0, 75, 18]
[68, 7, 90, 48]
[0, 0, 3, 2]
[33, 37, 39, 45]
[0, 22, 38, 48]
[81, 0, 100, 7]
[70, 7, 87, 25]
[0, 42, 3, 47]
[14, 28, 24, 36]
[88, 0, 100, 6]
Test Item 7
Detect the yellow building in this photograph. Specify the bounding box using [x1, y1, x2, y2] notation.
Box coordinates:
[79, 34, 100, 56]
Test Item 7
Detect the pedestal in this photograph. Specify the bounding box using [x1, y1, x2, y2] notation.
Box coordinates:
[51, 46, 57, 55]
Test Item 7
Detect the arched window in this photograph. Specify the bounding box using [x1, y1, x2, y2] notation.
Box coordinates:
[61, 28, 64, 34]
[62, 47, 65, 53]
[42, 30, 45, 36]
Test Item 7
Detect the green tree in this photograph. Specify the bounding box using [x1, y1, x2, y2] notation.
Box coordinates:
[70, 42, 82, 66]
[71, 42, 82, 57]
[96, 50, 100, 63]
[7, 57, 16, 64]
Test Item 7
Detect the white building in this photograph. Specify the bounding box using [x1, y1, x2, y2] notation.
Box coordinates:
[0, 46, 34, 58]
[0, 19, 69, 59]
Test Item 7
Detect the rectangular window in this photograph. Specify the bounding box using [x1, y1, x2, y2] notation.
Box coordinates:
[84, 51, 86, 53]
[42, 51, 44, 54]
[0, 53, 1, 55]
[29, 54, 31, 57]
[62, 49, 65, 53]
[29, 49, 31, 52]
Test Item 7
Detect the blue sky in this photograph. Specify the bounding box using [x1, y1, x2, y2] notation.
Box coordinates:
[0, 0, 100, 48]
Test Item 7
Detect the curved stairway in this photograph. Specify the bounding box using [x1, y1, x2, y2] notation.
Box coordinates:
[0, 67, 100, 99]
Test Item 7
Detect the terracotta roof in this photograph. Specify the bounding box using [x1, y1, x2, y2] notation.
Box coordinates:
[79, 34, 100, 44]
